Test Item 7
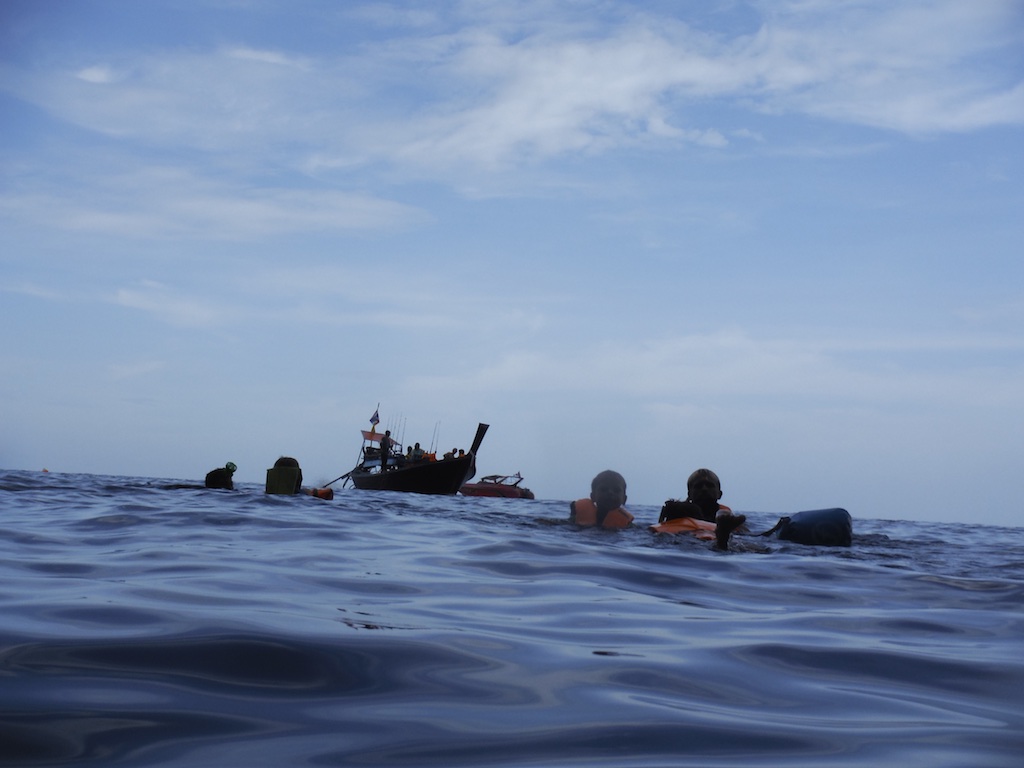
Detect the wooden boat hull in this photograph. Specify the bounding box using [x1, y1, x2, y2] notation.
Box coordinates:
[350, 453, 476, 495]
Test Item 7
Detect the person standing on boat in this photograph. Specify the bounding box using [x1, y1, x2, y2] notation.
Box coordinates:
[379, 430, 392, 472]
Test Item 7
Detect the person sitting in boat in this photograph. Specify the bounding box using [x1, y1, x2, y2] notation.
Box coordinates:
[205, 462, 237, 490]
[412, 442, 425, 461]
[651, 468, 746, 549]
[569, 469, 634, 529]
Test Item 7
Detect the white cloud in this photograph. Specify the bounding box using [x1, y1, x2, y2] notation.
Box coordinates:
[225, 47, 310, 68]
[75, 65, 117, 84]
[955, 298, 1024, 327]
[380, 1, 1024, 167]
[743, 0, 1024, 132]
[113, 282, 236, 328]
[4, 1, 1018, 178]
[417, 327, 1024, 413]
[2, 163, 428, 241]
[391, 26, 739, 169]
[0, 282, 65, 301]
[101, 261, 550, 337]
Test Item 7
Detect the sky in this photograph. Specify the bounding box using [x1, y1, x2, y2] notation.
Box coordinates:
[2, 0, 1023, 526]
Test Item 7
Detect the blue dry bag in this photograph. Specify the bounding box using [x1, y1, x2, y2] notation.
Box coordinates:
[769, 508, 852, 547]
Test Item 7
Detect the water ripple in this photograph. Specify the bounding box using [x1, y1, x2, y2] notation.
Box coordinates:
[2, 470, 1023, 767]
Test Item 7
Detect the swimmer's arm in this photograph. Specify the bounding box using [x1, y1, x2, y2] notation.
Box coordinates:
[716, 507, 749, 532]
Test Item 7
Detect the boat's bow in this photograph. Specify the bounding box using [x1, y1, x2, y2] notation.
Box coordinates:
[464, 423, 489, 483]
[469, 423, 489, 455]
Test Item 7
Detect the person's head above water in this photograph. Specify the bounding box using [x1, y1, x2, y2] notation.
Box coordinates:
[686, 468, 722, 514]
[204, 462, 237, 490]
[590, 469, 627, 514]
[687, 468, 720, 492]
[273, 456, 303, 493]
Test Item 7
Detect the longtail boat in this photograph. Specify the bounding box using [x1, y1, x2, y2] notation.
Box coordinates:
[346, 422, 489, 495]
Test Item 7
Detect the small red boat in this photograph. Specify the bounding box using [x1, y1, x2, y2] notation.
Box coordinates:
[460, 473, 535, 499]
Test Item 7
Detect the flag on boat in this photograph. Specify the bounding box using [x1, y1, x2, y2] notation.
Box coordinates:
[369, 408, 379, 432]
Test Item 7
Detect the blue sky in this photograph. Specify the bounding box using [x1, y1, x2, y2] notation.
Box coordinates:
[2, 1, 1022, 526]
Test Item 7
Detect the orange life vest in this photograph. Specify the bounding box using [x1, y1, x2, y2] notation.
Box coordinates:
[650, 504, 733, 540]
[572, 498, 634, 529]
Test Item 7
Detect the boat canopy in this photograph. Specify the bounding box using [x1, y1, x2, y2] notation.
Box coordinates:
[480, 473, 525, 486]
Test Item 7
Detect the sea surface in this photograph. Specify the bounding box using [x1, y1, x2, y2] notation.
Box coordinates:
[1, 469, 1022, 767]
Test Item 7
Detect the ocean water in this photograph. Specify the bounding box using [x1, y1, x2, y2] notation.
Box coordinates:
[1, 469, 1022, 767]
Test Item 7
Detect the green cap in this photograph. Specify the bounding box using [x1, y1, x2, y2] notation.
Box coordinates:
[225, 462, 237, 473]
